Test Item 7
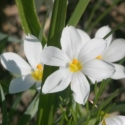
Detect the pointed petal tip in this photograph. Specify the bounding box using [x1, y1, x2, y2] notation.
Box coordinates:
[111, 64, 125, 79]
[25, 33, 32, 38]
[42, 89, 47, 94]
[95, 26, 112, 44]
[102, 25, 111, 30]
[73, 92, 89, 105]
[25, 34, 36, 40]
[64, 25, 77, 31]
[42, 85, 52, 94]
[71, 72, 90, 105]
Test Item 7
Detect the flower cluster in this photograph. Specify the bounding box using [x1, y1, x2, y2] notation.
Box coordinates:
[41, 26, 115, 104]
[1, 26, 125, 124]
[1, 26, 125, 103]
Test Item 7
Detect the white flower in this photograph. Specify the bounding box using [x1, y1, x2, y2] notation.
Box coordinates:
[99, 114, 125, 125]
[1, 35, 43, 93]
[41, 26, 115, 104]
[78, 26, 125, 82]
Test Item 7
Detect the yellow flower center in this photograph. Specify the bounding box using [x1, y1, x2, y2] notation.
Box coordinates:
[96, 55, 102, 59]
[69, 59, 82, 72]
[32, 64, 43, 81]
[102, 119, 106, 125]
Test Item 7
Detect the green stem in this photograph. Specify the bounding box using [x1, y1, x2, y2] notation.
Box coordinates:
[36, 0, 67, 125]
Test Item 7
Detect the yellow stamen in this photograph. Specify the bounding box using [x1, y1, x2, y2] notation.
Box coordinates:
[96, 55, 102, 59]
[32, 64, 43, 81]
[102, 120, 106, 125]
[69, 59, 82, 72]
[37, 64, 42, 69]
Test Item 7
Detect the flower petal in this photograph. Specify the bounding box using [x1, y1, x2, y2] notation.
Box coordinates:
[41, 46, 70, 67]
[61, 26, 82, 59]
[9, 75, 35, 93]
[111, 63, 125, 79]
[104, 115, 123, 125]
[83, 60, 115, 79]
[49, 73, 72, 93]
[1, 52, 32, 75]
[89, 63, 125, 82]
[103, 39, 125, 62]
[77, 29, 91, 46]
[24, 35, 43, 69]
[42, 69, 71, 93]
[78, 38, 107, 64]
[71, 72, 90, 104]
[36, 81, 42, 92]
[88, 76, 102, 84]
[118, 116, 125, 124]
[95, 26, 112, 48]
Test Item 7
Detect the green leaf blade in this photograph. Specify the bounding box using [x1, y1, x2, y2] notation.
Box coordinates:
[18, 94, 39, 125]
[68, 0, 90, 26]
[15, 0, 41, 37]
[0, 84, 7, 125]
[37, 0, 67, 125]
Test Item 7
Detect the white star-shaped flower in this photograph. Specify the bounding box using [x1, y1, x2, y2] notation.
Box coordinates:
[41, 26, 115, 104]
[78, 26, 125, 83]
[1, 35, 43, 93]
[99, 114, 125, 125]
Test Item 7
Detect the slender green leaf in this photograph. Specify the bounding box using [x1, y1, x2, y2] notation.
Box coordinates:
[0, 84, 7, 125]
[15, 0, 47, 50]
[85, 100, 91, 125]
[68, 0, 90, 26]
[47, 0, 67, 47]
[70, 107, 77, 123]
[59, 104, 68, 121]
[8, 93, 22, 122]
[100, 89, 119, 109]
[88, 118, 96, 125]
[15, 0, 41, 36]
[94, 80, 107, 105]
[109, 101, 125, 112]
[67, 118, 73, 125]
[38, 9, 49, 46]
[0, 81, 9, 94]
[18, 94, 39, 125]
[37, 0, 67, 125]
